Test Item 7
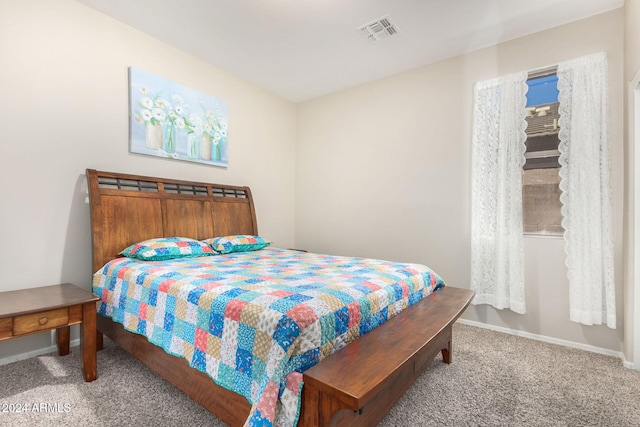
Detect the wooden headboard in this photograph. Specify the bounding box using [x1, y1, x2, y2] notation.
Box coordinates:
[86, 169, 258, 273]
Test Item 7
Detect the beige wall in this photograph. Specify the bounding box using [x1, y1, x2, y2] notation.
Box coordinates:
[626, 0, 640, 79]
[296, 10, 625, 351]
[625, 0, 640, 365]
[0, 0, 296, 359]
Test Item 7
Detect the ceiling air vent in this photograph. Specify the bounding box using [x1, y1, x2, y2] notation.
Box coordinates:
[358, 15, 399, 43]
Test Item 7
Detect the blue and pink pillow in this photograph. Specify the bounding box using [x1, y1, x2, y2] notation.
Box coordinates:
[203, 235, 271, 254]
[120, 237, 216, 261]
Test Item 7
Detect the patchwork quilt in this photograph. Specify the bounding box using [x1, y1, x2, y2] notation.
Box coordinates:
[92, 248, 444, 426]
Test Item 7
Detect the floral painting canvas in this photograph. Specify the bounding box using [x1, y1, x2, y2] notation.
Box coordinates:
[129, 66, 229, 167]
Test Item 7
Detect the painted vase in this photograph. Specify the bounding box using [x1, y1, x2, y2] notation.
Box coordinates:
[163, 124, 176, 154]
[200, 133, 212, 161]
[187, 133, 200, 158]
[145, 122, 163, 150]
[212, 140, 221, 162]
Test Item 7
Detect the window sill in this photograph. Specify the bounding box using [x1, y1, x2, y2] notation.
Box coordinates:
[523, 232, 563, 239]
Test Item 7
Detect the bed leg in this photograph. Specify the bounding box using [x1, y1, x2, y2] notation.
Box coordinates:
[441, 340, 452, 364]
[96, 330, 104, 351]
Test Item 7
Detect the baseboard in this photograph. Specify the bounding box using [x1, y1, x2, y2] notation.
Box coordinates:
[0, 338, 80, 366]
[2, 322, 635, 370]
[456, 318, 625, 361]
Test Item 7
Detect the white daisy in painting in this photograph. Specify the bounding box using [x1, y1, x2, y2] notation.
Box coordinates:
[152, 108, 166, 121]
[140, 97, 153, 109]
[172, 94, 183, 105]
[190, 114, 203, 126]
[158, 99, 172, 110]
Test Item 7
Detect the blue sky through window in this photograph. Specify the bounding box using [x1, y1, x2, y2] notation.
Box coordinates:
[526, 74, 558, 107]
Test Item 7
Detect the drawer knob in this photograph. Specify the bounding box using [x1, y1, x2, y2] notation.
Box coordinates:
[39, 317, 48, 325]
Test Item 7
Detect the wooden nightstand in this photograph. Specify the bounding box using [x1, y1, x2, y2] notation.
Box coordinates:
[0, 283, 100, 382]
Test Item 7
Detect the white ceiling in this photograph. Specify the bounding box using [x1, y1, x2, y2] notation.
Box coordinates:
[77, 0, 624, 103]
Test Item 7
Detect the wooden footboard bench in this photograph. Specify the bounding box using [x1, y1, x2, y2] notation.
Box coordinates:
[300, 286, 473, 426]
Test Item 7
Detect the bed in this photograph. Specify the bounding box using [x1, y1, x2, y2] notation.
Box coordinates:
[86, 168, 474, 427]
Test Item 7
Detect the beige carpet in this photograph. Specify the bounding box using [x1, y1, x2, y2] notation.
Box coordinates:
[1, 323, 639, 426]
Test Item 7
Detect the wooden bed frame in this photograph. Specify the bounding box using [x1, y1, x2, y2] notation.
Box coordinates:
[86, 168, 474, 427]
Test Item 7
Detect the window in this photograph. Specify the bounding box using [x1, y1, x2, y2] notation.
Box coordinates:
[523, 71, 563, 236]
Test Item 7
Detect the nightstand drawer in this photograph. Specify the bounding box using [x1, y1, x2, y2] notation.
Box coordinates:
[13, 308, 69, 336]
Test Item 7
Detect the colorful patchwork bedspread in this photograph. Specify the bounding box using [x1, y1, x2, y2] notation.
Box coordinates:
[92, 248, 444, 427]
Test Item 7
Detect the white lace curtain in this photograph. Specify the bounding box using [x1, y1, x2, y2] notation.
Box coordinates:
[557, 53, 616, 328]
[470, 53, 616, 327]
[470, 72, 528, 314]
